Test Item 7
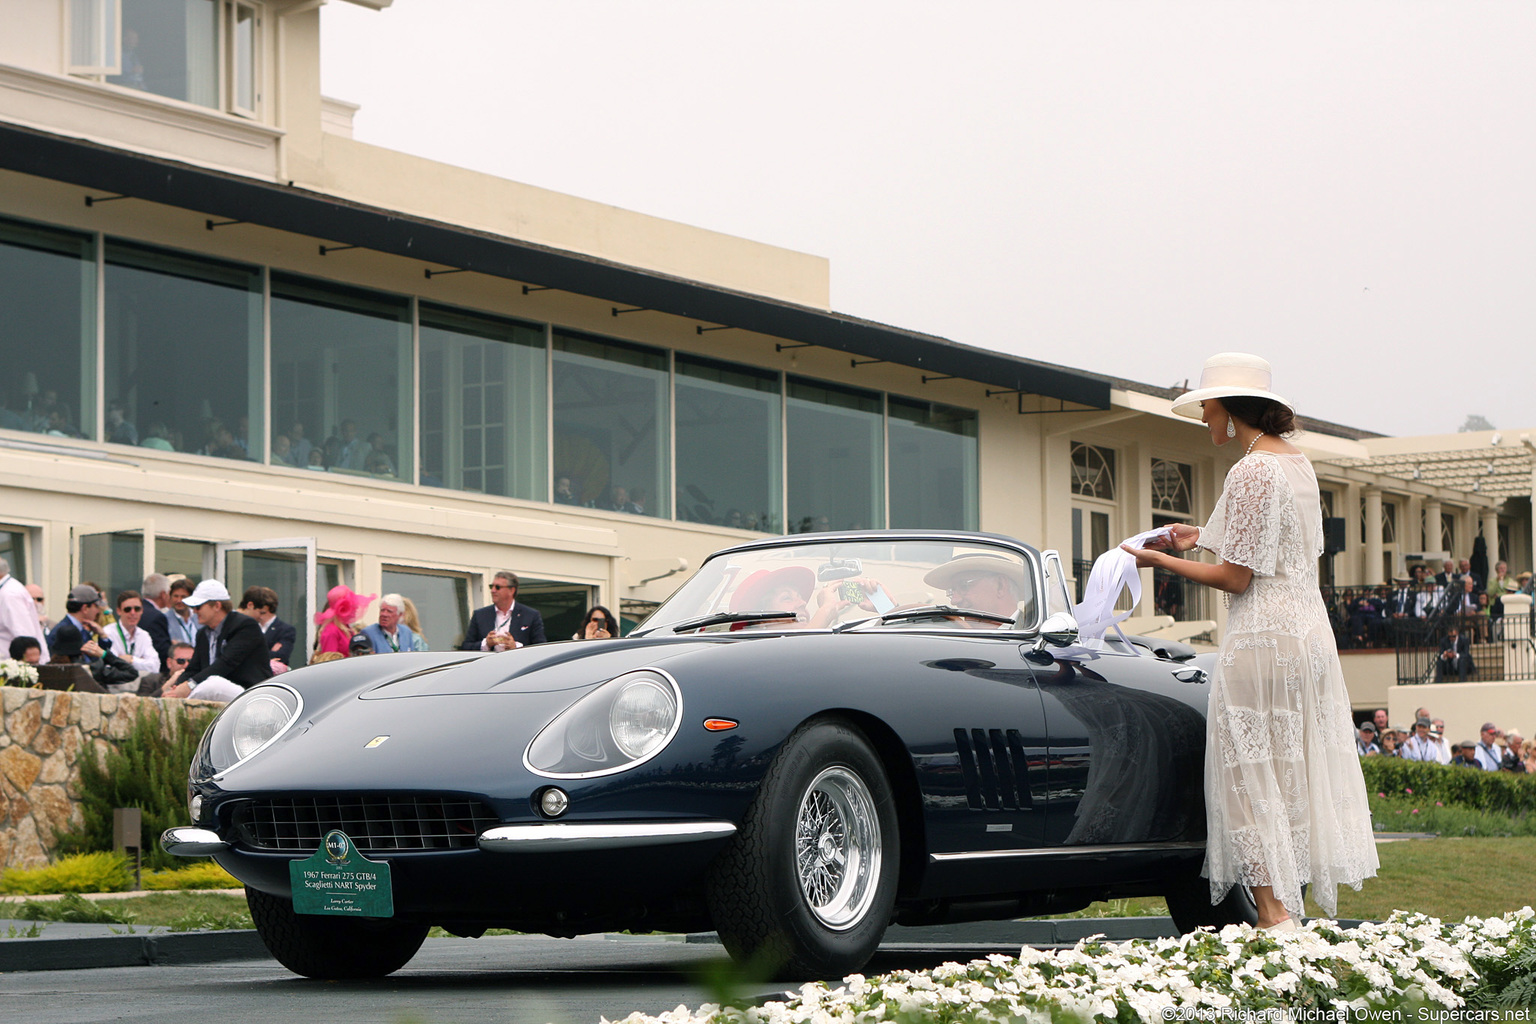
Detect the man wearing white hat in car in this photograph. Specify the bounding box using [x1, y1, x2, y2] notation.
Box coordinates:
[922, 553, 1032, 627]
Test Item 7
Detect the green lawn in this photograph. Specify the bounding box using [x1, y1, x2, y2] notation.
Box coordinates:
[1036, 835, 1536, 923]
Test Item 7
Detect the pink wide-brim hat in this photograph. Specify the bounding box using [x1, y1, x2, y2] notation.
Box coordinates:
[730, 567, 815, 613]
[1171, 352, 1292, 419]
[315, 584, 378, 625]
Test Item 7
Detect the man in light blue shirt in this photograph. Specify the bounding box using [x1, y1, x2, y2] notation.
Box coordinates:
[1400, 718, 1441, 762]
[360, 593, 417, 654]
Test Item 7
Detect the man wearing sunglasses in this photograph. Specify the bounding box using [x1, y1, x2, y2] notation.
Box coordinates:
[922, 553, 1030, 628]
[103, 589, 159, 694]
[460, 571, 547, 652]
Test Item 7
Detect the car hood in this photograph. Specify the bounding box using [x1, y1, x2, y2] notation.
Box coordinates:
[356, 636, 734, 699]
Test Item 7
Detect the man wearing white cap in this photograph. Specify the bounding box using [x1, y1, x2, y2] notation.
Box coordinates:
[159, 580, 272, 699]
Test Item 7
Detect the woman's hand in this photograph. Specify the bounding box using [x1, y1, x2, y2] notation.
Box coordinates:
[1120, 543, 1169, 570]
[1163, 523, 1201, 552]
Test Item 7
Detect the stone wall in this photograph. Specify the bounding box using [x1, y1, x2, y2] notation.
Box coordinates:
[0, 688, 221, 870]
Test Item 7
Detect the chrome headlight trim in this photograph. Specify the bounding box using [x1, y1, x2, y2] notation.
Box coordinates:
[203, 682, 304, 780]
[523, 668, 683, 780]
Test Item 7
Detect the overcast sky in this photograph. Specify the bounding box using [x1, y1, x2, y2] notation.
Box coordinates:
[320, 1, 1534, 438]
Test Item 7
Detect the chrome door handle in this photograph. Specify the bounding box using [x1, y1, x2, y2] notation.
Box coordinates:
[1172, 668, 1208, 684]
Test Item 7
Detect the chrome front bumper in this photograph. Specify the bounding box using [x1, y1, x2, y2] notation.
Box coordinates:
[477, 820, 737, 852]
[161, 826, 230, 856]
[162, 820, 737, 857]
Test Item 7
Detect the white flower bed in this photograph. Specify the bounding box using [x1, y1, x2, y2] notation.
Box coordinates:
[608, 909, 1535, 1024]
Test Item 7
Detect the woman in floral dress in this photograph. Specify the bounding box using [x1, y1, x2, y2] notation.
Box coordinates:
[1125, 353, 1377, 930]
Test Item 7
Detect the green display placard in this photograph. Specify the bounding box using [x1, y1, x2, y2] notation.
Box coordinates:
[290, 831, 394, 918]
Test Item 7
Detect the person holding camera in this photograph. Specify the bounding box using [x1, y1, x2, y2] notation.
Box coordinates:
[573, 605, 617, 640]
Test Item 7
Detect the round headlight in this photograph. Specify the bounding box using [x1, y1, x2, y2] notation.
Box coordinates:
[231, 690, 298, 761]
[196, 683, 303, 777]
[610, 676, 678, 759]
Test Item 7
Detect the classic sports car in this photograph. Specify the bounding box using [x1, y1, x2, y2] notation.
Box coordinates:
[163, 531, 1252, 980]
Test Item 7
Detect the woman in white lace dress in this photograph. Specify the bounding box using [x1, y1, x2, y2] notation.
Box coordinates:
[1124, 353, 1377, 930]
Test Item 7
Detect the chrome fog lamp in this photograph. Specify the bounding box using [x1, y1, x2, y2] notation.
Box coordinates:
[538, 787, 569, 818]
[189, 793, 203, 822]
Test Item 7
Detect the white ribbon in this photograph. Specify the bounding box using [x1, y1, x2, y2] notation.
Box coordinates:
[1072, 526, 1174, 645]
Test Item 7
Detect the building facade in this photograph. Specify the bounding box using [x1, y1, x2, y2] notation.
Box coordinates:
[1, 0, 1528, 665]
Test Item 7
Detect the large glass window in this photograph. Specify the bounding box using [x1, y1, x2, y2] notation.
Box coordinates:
[552, 332, 669, 517]
[78, 531, 144, 609]
[419, 305, 546, 499]
[117, 0, 219, 106]
[787, 378, 883, 533]
[675, 355, 781, 531]
[104, 240, 261, 459]
[0, 218, 95, 440]
[381, 568, 470, 653]
[888, 398, 977, 530]
[0, 529, 28, 585]
[270, 274, 412, 482]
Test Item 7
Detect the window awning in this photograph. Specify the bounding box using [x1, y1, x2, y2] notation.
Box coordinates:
[0, 121, 1110, 411]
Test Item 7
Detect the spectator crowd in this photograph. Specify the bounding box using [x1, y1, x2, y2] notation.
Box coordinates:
[1355, 704, 1533, 774]
[1, 555, 630, 703]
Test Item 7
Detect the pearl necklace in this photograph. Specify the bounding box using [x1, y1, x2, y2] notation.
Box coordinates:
[1244, 432, 1266, 458]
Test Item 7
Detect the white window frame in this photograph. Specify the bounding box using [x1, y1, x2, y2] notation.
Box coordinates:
[225, 1, 260, 119]
[66, 0, 123, 78]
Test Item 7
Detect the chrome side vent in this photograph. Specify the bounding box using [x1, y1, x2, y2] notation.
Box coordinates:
[954, 728, 1034, 811]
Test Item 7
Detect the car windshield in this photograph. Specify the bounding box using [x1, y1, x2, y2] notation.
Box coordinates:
[637, 538, 1036, 635]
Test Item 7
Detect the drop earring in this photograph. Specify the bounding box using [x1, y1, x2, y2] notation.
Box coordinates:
[1226, 419, 1237, 438]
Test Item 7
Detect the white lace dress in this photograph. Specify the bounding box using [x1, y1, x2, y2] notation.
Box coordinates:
[1197, 451, 1378, 919]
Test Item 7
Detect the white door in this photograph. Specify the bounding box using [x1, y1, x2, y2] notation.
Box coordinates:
[216, 538, 317, 666]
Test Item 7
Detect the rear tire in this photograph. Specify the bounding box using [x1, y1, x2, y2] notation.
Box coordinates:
[706, 719, 899, 979]
[1163, 868, 1259, 933]
[246, 886, 428, 979]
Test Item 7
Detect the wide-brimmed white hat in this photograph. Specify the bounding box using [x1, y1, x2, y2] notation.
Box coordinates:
[1170, 352, 1292, 419]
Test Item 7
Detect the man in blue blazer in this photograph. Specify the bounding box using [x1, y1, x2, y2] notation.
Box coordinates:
[460, 571, 546, 651]
[361, 593, 418, 653]
[239, 585, 297, 667]
[139, 574, 175, 672]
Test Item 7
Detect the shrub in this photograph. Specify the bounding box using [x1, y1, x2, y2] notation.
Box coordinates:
[0, 852, 131, 895]
[143, 861, 241, 891]
[14, 892, 134, 925]
[1359, 756, 1536, 817]
[53, 702, 218, 872]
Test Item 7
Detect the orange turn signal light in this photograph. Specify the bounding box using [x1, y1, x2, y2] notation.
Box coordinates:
[703, 718, 738, 732]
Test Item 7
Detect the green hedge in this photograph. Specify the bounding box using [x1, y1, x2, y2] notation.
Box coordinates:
[54, 703, 217, 871]
[1360, 756, 1536, 817]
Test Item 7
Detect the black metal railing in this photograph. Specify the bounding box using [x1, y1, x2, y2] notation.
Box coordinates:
[1317, 583, 1536, 684]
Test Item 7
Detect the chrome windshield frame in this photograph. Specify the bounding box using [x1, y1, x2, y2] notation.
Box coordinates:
[634, 530, 1048, 639]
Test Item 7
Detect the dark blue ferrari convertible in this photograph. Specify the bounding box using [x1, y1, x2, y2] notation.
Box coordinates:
[163, 530, 1249, 980]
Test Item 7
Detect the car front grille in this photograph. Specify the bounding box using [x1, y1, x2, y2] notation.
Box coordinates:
[230, 795, 499, 853]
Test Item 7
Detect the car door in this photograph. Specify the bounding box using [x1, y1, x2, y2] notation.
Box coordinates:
[1027, 551, 1209, 848]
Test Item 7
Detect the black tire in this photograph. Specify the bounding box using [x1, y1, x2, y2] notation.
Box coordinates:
[1163, 868, 1259, 933]
[246, 886, 428, 979]
[706, 719, 899, 980]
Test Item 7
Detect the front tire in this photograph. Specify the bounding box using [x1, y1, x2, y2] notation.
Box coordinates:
[706, 719, 899, 979]
[246, 886, 428, 979]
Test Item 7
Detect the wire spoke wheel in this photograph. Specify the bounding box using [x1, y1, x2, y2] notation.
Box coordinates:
[794, 765, 881, 930]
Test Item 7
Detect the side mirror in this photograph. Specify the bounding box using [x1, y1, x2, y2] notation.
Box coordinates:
[1034, 612, 1079, 650]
